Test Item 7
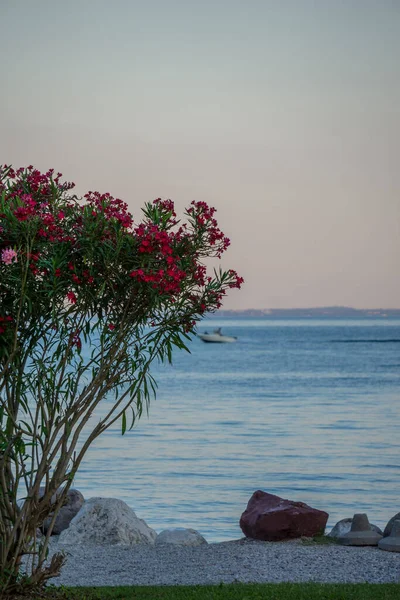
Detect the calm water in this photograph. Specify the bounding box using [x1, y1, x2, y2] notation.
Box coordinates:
[75, 318, 400, 542]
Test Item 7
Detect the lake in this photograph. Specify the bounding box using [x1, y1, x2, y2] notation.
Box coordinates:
[75, 318, 400, 542]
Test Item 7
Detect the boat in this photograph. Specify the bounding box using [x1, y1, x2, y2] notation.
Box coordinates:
[198, 327, 237, 343]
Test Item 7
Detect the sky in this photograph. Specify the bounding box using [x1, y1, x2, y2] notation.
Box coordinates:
[1, 0, 399, 309]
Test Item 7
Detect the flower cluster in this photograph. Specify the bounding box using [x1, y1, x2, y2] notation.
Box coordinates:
[1, 247, 17, 265]
[84, 191, 133, 229]
[0, 165, 74, 197]
[0, 165, 243, 345]
[186, 200, 231, 258]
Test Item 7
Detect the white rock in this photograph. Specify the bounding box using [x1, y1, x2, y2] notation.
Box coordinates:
[58, 497, 156, 546]
[155, 527, 208, 546]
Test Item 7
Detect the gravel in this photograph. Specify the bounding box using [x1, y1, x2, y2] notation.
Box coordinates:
[45, 538, 400, 587]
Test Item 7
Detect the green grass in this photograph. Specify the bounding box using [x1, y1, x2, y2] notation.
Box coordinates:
[44, 583, 400, 600]
[301, 535, 339, 545]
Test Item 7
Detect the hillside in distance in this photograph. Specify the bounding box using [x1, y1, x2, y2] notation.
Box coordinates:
[212, 307, 400, 318]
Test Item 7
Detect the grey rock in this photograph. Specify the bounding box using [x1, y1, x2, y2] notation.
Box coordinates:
[58, 497, 157, 546]
[338, 513, 382, 546]
[379, 520, 400, 553]
[18, 488, 84, 536]
[383, 512, 400, 537]
[41, 488, 85, 535]
[328, 517, 383, 538]
[156, 528, 208, 546]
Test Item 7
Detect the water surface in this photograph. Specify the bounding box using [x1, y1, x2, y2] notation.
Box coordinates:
[76, 318, 400, 541]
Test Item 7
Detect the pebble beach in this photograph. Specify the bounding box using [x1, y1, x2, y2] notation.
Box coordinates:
[49, 538, 400, 587]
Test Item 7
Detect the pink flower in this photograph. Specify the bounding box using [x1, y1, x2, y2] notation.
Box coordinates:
[1, 248, 17, 265]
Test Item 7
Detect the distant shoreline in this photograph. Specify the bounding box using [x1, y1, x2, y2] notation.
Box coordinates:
[211, 307, 400, 319]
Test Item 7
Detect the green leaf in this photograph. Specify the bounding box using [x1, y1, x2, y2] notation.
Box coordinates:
[121, 410, 127, 435]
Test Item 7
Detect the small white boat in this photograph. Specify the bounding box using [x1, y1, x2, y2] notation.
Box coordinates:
[198, 328, 237, 343]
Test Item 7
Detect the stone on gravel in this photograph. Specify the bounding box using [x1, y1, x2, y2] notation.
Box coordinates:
[328, 517, 383, 538]
[383, 512, 400, 537]
[58, 497, 157, 546]
[379, 520, 400, 553]
[156, 528, 208, 546]
[239, 490, 329, 541]
[338, 513, 382, 546]
[40, 488, 84, 535]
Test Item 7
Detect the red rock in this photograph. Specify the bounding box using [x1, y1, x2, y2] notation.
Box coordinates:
[239, 490, 329, 541]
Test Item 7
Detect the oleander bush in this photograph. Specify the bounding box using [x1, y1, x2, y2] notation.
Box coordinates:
[0, 165, 242, 598]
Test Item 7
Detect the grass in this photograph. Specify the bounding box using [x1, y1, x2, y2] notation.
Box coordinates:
[300, 535, 339, 545]
[38, 583, 400, 600]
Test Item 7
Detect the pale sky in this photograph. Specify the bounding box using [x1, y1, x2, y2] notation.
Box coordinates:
[1, 0, 399, 309]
